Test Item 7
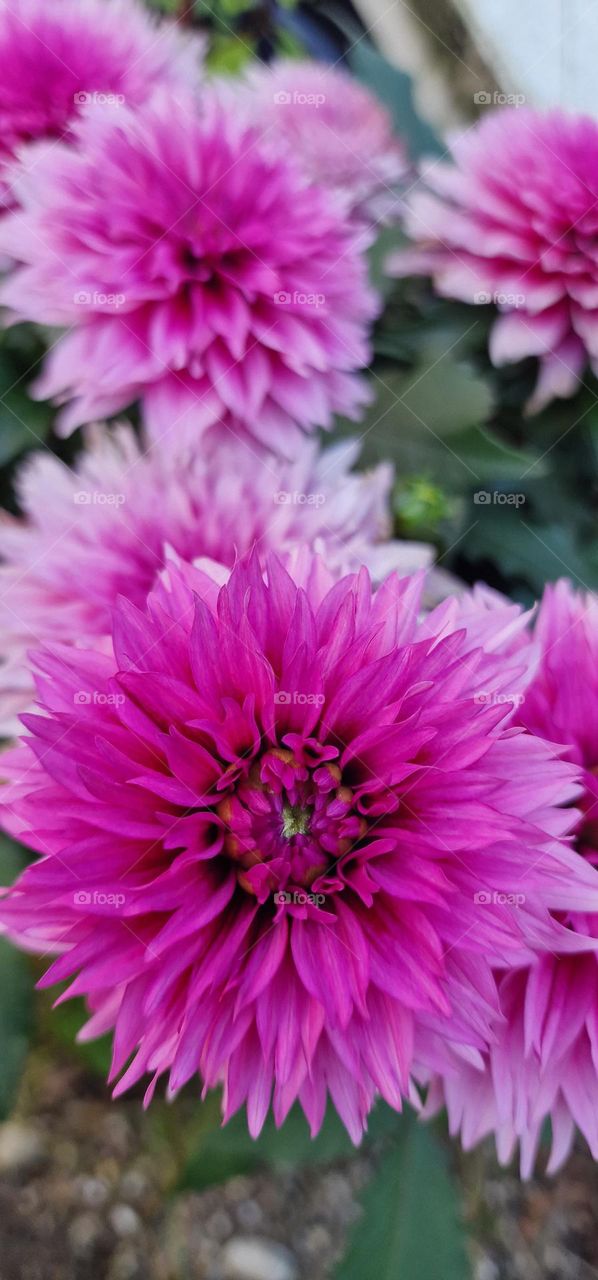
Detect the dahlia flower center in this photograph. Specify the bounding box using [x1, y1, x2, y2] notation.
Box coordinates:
[216, 747, 366, 904]
[281, 801, 311, 839]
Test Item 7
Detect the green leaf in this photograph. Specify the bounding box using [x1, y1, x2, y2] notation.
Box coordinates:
[0, 940, 32, 1118]
[452, 425, 543, 481]
[334, 350, 547, 495]
[349, 42, 443, 159]
[0, 840, 33, 1119]
[180, 1099, 357, 1190]
[0, 349, 52, 467]
[369, 225, 409, 298]
[43, 994, 112, 1078]
[391, 347, 494, 439]
[335, 1118, 471, 1280]
[461, 508, 598, 595]
[0, 833, 28, 883]
[364, 345, 494, 443]
[334, 361, 486, 480]
[206, 33, 256, 74]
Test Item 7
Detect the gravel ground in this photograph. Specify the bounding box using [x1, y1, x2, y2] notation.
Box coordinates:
[1, 1050, 597, 1280]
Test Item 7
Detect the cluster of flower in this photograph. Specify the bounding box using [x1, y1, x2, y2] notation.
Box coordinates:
[1, 0, 598, 1182]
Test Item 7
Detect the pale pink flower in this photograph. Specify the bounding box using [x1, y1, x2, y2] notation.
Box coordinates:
[427, 581, 598, 1174]
[0, 424, 430, 735]
[229, 58, 407, 225]
[0, 0, 200, 204]
[392, 109, 598, 412]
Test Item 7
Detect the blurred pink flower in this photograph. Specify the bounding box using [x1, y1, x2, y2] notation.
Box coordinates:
[391, 108, 598, 412]
[426, 581, 598, 1174]
[0, 91, 377, 452]
[230, 58, 407, 226]
[0, 558, 596, 1138]
[0, 424, 430, 735]
[0, 0, 200, 188]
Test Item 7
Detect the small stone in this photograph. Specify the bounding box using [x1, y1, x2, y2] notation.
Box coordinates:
[110, 1204, 141, 1237]
[0, 1122, 44, 1173]
[303, 1224, 332, 1255]
[206, 1208, 234, 1240]
[53, 1139, 78, 1172]
[235, 1199, 264, 1231]
[220, 1236, 299, 1280]
[106, 1244, 144, 1280]
[320, 1171, 354, 1218]
[68, 1212, 104, 1256]
[119, 1169, 149, 1202]
[225, 1175, 253, 1203]
[475, 1258, 500, 1280]
[77, 1175, 110, 1209]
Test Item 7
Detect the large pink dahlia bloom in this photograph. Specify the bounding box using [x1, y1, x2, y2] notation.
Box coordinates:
[0, 0, 200, 180]
[0, 91, 377, 451]
[1, 557, 597, 1139]
[392, 108, 598, 412]
[229, 59, 407, 225]
[0, 425, 429, 735]
[427, 581, 598, 1174]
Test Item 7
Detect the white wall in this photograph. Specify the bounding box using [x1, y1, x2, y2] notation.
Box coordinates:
[451, 0, 598, 113]
[353, 0, 598, 119]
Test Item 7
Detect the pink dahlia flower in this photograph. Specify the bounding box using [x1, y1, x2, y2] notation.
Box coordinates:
[427, 581, 598, 1174]
[1, 557, 597, 1138]
[0, 424, 429, 735]
[0, 91, 378, 451]
[0, 0, 200, 192]
[227, 59, 407, 226]
[391, 108, 598, 412]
